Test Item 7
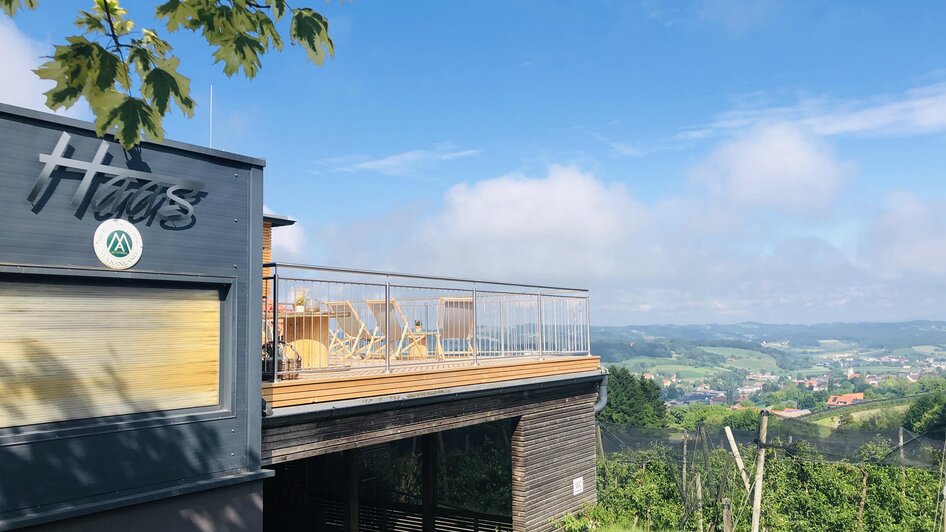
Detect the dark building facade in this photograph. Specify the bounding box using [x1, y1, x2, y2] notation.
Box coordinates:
[0, 103, 268, 531]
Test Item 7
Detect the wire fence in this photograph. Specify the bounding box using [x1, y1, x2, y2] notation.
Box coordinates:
[596, 416, 946, 532]
[600, 419, 946, 470]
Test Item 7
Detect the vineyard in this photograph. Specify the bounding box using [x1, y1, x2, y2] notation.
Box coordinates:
[558, 416, 946, 531]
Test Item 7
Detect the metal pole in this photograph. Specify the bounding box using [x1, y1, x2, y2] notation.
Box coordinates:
[271, 268, 279, 383]
[385, 279, 391, 373]
[499, 298, 505, 357]
[536, 292, 544, 359]
[472, 287, 479, 366]
[584, 294, 592, 355]
[751, 410, 769, 532]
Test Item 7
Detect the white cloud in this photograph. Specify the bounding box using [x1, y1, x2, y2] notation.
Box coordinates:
[264, 206, 309, 262]
[409, 165, 643, 282]
[689, 123, 852, 217]
[318, 143, 480, 176]
[683, 82, 946, 139]
[305, 160, 946, 324]
[0, 18, 88, 118]
[860, 192, 946, 278]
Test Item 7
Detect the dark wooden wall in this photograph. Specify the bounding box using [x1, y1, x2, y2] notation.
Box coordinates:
[261, 379, 600, 466]
[512, 392, 597, 532]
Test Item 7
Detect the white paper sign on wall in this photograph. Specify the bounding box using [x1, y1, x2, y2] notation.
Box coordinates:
[572, 477, 584, 495]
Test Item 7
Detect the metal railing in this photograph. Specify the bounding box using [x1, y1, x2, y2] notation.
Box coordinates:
[261, 263, 590, 381]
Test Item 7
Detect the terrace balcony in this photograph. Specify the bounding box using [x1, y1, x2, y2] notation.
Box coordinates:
[261, 263, 600, 411]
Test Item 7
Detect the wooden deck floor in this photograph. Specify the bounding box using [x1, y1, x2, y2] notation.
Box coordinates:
[261, 355, 601, 409]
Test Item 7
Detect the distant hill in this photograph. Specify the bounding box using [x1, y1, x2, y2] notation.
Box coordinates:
[591, 321, 946, 350]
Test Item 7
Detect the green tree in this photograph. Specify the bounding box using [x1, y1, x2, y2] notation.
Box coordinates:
[598, 367, 666, 427]
[1, 0, 333, 148]
[903, 392, 946, 438]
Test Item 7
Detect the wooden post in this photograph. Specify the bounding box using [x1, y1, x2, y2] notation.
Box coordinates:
[423, 434, 438, 532]
[750, 411, 769, 532]
[596, 424, 604, 458]
[725, 425, 751, 494]
[857, 468, 868, 531]
[722, 497, 733, 532]
[343, 449, 359, 532]
[899, 426, 905, 461]
[695, 472, 703, 532]
[682, 429, 689, 498]
[941, 481, 946, 532]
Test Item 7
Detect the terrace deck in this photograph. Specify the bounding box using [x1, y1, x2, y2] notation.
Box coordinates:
[261, 355, 601, 409]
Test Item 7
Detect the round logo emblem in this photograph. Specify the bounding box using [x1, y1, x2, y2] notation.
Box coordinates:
[93, 219, 143, 270]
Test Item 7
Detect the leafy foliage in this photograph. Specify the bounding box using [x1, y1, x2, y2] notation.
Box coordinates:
[665, 403, 760, 431]
[558, 440, 941, 532]
[903, 392, 946, 438]
[3, 0, 333, 148]
[598, 367, 666, 427]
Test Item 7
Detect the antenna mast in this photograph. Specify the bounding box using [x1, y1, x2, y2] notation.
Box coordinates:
[209, 84, 214, 149]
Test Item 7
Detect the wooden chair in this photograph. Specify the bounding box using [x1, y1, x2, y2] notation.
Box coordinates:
[366, 298, 431, 360]
[436, 296, 475, 358]
[326, 300, 384, 364]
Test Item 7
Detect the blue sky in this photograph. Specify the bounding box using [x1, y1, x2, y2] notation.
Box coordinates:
[4, 1, 946, 324]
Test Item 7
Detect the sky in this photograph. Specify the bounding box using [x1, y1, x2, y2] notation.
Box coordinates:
[3, 1, 946, 325]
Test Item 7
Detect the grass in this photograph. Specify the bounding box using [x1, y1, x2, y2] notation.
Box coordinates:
[698, 346, 779, 372]
[812, 404, 911, 429]
[610, 358, 717, 380]
[610, 346, 781, 382]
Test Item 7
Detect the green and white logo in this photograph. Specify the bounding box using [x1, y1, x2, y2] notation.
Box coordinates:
[93, 219, 143, 269]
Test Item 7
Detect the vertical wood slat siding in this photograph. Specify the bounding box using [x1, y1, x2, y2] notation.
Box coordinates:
[0, 279, 221, 428]
[262, 221, 272, 300]
[511, 396, 597, 532]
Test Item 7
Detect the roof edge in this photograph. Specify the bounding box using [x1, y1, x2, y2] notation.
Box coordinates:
[263, 214, 296, 227]
[0, 103, 266, 168]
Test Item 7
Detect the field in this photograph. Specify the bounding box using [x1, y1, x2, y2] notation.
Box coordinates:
[611, 346, 780, 382]
[697, 346, 779, 372]
[612, 357, 718, 379]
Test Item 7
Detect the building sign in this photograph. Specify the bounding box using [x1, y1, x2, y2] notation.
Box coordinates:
[28, 132, 205, 225]
[93, 219, 143, 269]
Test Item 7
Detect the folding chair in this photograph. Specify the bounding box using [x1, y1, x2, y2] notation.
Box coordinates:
[326, 301, 384, 364]
[437, 296, 474, 358]
[367, 298, 430, 360]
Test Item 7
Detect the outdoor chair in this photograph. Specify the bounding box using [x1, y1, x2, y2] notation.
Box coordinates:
[326, 300, 384, 364]
[437, 296, 475, 358]
[367, 298, 431, 360]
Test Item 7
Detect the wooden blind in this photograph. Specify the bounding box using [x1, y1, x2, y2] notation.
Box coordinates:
[0, 279, 221, 428]
[263, 221, 272, 300]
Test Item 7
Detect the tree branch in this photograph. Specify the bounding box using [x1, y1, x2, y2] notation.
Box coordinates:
[102, 2, 126, 62]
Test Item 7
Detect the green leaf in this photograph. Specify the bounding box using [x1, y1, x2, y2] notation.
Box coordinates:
[142, 56, 195, 117]
[0, 0, 38, 17]
[96, 94, 164, 148]
[155, 0, 196, 32]
[212, 32, 266, 78]
[265, 0, 288, 21]
[290, 8, 334, 66]
[128, 44, 156, 77]
[34, 37, 128, 109]
[140, 28, 172, 55]
[75, 10, 106, 34]
[254, 10, 283, 51]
